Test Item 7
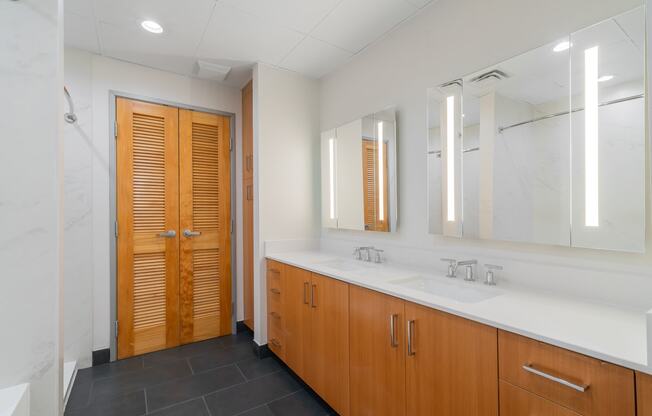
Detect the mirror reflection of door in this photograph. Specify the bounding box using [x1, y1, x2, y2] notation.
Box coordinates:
[362, 139, 389, 232]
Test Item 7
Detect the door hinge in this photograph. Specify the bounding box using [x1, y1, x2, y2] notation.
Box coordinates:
[114, 221, 119, 238]
[231, 219, 234, 234]
[114, 121, 118, 139]
[114, 320, 119, 339]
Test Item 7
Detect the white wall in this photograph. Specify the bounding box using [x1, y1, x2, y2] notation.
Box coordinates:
[63, 48, 94, 369]
[0, 0, 63, 414]
[320, 0, 652, 306]
[253, 63, 320, 344]
[62, 49, 244, 353]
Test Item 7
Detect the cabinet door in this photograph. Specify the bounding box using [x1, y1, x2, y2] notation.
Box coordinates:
[638, 372, 652, 416]
[307, 273, 350, 416]
[350, 286, 405, 416]
[283, 265, 311, 379]
[405, 302, 498, 416]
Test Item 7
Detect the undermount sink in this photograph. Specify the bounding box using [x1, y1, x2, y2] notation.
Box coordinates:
[389, 275, 502, 303]
[318, 259, 365, 272]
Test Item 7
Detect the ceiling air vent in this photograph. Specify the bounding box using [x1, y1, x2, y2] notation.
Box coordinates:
[469, 69, 509, 86]
[196, 60, 232, 82]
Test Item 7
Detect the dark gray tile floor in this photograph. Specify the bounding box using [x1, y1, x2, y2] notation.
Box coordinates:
[65, 331, 335, 416]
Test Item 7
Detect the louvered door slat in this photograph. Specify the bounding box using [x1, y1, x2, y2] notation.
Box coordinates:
[117, 98, 180, 359]
[179, 109, 231, 343]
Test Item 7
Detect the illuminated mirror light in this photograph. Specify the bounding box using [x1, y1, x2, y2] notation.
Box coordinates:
[377, 121, 385, 222]
[585, 46, 599, 227]
[446, 95, 455, 222]
[329, 138, 336, 220]
[553, 41, 571, 52]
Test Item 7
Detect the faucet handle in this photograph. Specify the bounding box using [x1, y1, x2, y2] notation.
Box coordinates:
[372, 248, 384, 264]
[352, 247, 362, 260]
[484, 264, 502, 285]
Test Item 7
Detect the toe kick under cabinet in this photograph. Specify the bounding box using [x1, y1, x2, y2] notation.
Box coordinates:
[266, 260, 641, 416]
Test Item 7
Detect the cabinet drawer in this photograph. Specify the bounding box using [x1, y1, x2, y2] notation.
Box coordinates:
[267, 261, 283, 288]
[498, 330, 635, 415]
[268, 326, 285, 360]
[500, 380, 581, 416]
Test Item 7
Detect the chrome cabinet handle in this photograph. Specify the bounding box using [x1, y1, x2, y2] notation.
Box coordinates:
[158, 230, 176, 238]
[303, 282, 309, 305]
[389, 314, 398, 348]
[270, 288, 280, 295]
[183, 229, 201, 237]
[310, 284, 317, 308]
[522, 364, 588, 393]
[407, 320, 416, 356]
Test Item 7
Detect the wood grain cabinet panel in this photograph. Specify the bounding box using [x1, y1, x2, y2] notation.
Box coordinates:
[350, 286, 406, 416]
[498, 330, 635, 416]
[637, 371, 652, 416]
[500, 380, 582, 416]
[405, 302, 498, 416]
[306, 273, 350, 416]
[266, 261, 284, 359]
[282, 265, 311, 379]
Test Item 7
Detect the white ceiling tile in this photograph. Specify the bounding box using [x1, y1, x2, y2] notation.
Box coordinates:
[405, 0, 434, 9]
[311, 0, 417, 53]
[98, 21, 198, 76]
[94, 0, 215, 38]
[280, 37, 352, 78]
[65, 11, 100, 53]
[197, 3, 304, 65]
[65, 0, 94, 17]
[221, 0, 340, 34]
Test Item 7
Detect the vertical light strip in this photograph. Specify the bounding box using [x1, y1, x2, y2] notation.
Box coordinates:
[328, 137, 336, 220]
[446, 95, 456, 222]
[377, 121, 385, 221]
[585, 46, 599, 227]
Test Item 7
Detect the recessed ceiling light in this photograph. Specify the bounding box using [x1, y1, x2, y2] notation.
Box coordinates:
[553, 41, 571, 52]
[141, 20, 163, 34]
[598, 75, 614, 83]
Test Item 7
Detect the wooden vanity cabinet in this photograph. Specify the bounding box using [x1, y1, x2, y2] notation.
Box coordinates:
[266, 263, 350, 416]
[350, 286, 406, 416]
[637, 372, 652, 416]
[405, 302, 499, 416]
[498, 330, 635, 416]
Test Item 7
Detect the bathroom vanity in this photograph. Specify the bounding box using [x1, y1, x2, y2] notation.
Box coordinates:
[265, 251, 651, 416]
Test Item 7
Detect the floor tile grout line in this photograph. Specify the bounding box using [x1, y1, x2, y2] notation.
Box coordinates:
[234, 361, 249, 381]
[147, 396, 207, 415]
[202, 396, 213, 416]
[231, 404, 270, 416]
[143, 389, 149, 414]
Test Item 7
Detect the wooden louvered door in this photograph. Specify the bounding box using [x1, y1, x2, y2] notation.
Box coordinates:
[179, 109, 231, 343]
[116, 98, 180, 359]
[362, 139, 389, 232]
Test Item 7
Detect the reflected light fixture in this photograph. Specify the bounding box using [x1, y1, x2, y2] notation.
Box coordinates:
[585, 46, 599, 227]
[598, 75, 614, 83]
[329, 138, 336, 220]
[377, 121, 385, 222]
[141, 20, 164, 34]
[446, 95, 455, 222]
[553, 41, 571, 52]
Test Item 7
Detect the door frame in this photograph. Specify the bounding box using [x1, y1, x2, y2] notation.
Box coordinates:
[108, 91, 237, 362]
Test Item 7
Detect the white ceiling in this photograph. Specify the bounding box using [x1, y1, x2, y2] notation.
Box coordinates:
[65, 0, 434, 88]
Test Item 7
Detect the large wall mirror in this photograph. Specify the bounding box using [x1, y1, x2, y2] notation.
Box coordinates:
[427, 5, 646, 252]
[321, 108, 398, 232]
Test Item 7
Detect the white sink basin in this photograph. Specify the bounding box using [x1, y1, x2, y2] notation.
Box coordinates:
[389, 275, 502, 303]
[318, 259, 365, 272]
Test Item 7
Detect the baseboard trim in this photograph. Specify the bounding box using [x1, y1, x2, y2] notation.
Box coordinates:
[92, 348, 110, 366]
[236, 320, 250, 334]
[251, 340, 271, 359]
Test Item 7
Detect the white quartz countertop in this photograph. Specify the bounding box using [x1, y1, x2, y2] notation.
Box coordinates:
[266, 250, 651, 375]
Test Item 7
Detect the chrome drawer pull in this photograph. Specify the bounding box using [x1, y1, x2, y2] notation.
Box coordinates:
[303, 282, 309, 304]
[407, 320, 416, 356]
[389, 314, 398, 348]
[310, 284, 317, 308]
[522, 364, 588, 393]
[270, 288, 281, 295]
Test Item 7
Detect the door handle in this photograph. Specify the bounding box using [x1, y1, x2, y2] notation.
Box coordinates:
[158, 230, 176, 238]
[183, 229, 201, 237]
[310, 284, 317, 308]
[407, 320, 416, 356]
[389, 314, 398, 348]
[303, 282, 309, 305]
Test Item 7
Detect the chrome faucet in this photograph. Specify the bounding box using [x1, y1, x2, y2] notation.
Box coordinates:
[371, 248, 384, 264]
[457, 259, 478, 281]
[484, 264, 502, 285]
[440, 258, 458, 278]
[353, 246, 374, 262]
[361, 247, 374, 262]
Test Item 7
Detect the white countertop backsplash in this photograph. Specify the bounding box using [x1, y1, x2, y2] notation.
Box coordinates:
[264, 239, 652, 375]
